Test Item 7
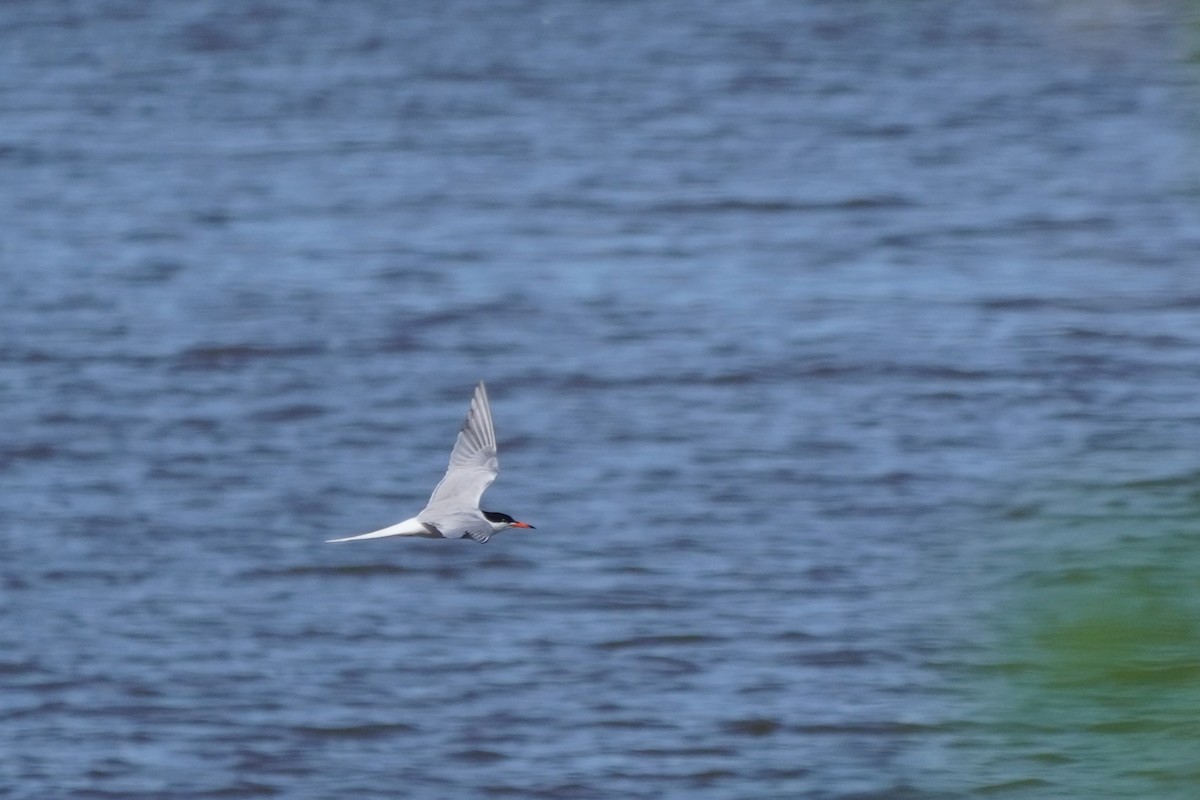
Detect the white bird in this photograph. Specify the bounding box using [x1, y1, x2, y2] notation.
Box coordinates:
[327, 381, 534, 544]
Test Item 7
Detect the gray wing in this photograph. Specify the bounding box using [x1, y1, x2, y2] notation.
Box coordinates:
[419, 381, 499, 520]
[433, 514, 494, 544]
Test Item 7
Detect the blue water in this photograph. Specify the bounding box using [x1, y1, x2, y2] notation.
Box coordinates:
[4, 2, 1200, 798]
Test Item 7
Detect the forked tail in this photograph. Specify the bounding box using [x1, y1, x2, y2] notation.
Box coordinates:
[326, 516, 432, 543]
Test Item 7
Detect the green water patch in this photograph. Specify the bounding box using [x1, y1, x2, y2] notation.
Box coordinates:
[973, 485, 1200, 799]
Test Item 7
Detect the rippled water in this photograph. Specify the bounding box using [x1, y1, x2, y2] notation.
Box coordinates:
[4, 2, 1200, 798]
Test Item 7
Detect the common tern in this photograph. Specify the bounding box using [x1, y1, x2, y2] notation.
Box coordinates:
[327, 381, 534, 544]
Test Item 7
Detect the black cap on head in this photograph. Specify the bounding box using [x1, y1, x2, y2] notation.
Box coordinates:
[482, 510, 535, 529]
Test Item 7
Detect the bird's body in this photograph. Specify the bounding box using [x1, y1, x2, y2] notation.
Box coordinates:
[327, 382, 533, 544]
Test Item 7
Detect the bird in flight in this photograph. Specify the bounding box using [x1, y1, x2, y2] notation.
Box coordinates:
[327, 381, 534, 544]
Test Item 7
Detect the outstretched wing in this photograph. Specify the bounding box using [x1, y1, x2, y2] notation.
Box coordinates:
[420, 381, 499, 519]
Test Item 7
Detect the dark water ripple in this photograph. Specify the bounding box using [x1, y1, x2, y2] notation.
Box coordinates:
[4, 1, 1200, 799]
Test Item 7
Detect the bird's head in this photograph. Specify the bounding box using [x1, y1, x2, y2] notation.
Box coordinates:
[483, 510, 535, 532]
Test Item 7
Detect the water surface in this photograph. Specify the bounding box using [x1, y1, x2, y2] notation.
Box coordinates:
[3, 2, 1200, 798]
